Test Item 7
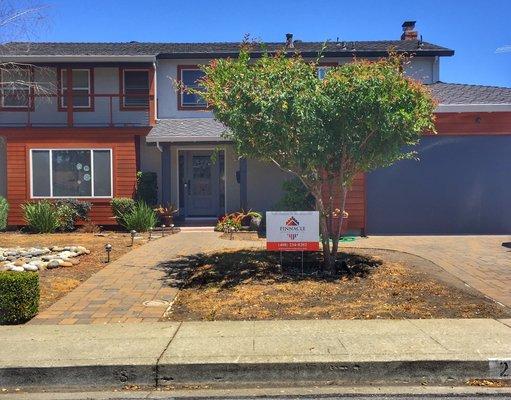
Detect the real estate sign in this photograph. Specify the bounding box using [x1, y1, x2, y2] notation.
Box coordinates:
[266, 211, 320, 251]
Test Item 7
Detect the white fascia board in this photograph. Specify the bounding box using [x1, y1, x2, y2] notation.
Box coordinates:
[436, 104, 511, 113]
[146, 136, 230, 143]
[0, 55, 156, 63]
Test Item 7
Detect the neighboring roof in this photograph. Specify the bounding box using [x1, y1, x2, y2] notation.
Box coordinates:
[429, 82, 511, 104]
[429, 82, 511, 112]
[1, 40, 454, 59]
[146, 118, 228, 142]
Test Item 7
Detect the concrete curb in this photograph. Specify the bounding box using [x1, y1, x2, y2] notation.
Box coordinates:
[0, 359, 502, 389]
[159, 360, 495, 387]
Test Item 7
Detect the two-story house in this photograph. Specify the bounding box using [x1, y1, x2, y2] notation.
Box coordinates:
[1, 21, 510, 234]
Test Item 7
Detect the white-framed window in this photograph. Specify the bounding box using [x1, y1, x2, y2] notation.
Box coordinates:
[317, 66, 331, 80]
[179, 67, 207, 108]
[60, 69, 91, 108]
[0, 68, 32, 109]
[122, 69, 149, 108]
[30, 149, 113, 198]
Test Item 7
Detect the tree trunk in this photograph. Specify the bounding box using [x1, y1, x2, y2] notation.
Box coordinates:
[314, 179, 349, 275]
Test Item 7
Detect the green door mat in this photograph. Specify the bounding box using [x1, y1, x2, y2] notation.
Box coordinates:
[319, 236, 357, 242]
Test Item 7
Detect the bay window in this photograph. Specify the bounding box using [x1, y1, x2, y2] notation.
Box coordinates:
[59, 68, 93, 109]
[178, 66, 207, 109]
[31, 149, 112, 198]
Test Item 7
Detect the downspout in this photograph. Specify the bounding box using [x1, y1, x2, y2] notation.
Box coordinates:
[152, 60, 158, 122]
[156, 141, 163, 152]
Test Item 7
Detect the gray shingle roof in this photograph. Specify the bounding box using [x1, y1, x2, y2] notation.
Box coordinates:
[1, 40, 454, 58]
[429, 82, 511, 104]
[146, 118, 228, 142]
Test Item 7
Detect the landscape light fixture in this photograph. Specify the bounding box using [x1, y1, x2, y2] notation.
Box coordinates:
[170, 223, 175, 234]
[130, 230, 137, 246]
[149, 227, 153, 240]
[161, 224, 166, 237]
[105, 243, 112, 263]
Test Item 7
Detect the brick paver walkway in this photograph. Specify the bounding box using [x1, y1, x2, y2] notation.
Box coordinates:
[32, 232, 261, 325]
[349, 235, 511, 308]
[32, 232, 510, 325]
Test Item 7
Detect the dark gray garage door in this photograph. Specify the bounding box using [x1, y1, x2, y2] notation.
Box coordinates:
[367, 136, 511, 234]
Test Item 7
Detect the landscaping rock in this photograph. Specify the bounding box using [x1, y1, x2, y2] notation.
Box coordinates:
[0, 245, 89, 273]
[47, 259, 63, 268]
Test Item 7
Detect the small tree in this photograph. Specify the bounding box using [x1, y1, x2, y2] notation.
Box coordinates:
[196, 46, 436, 272]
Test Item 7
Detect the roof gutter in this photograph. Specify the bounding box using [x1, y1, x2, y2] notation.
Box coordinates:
[156, 49, 454, 59]
[436, 104, 511, 113]
[147, 136, 230, 143]
[0, 55, 157, 63]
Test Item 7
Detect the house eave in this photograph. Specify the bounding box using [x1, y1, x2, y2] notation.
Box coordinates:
[157, 49, 454, 59]
[0, 55, 156, 63]
[146, 135, 230, 143]
[436, 104, 511, 113]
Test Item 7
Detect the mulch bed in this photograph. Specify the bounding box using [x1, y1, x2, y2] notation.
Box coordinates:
[165, 249, 511, 321]
[0, 231, 150, 311]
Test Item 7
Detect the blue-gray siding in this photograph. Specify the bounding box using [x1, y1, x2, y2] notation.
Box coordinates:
[367, 136, 511, 234]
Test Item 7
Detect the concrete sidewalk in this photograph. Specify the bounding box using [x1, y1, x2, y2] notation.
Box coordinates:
[1, 318, 510, 389]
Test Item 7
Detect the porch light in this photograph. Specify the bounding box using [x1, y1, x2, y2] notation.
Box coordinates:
[105, 243, 112, 263]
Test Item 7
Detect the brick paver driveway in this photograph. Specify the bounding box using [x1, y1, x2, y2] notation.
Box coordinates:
[349, 235, 511, 308]
[32, 232, 510, 325]
[32, 232, 262, 325]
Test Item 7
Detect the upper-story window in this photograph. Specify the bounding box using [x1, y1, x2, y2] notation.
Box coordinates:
[59, 68, 93, 110]
[178, 66, 207, 110]
[316, 63, 337, 80]
[121, 69, 150, 109]
[0, 67, 33, 110]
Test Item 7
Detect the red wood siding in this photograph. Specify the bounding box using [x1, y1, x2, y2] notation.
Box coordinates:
[2, 128, 146, 226]
[322, 173, 366, 234]
[434, 112, 511, 135]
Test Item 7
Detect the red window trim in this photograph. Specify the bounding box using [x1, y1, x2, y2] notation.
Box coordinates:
[0, 66, 35, 112]
[177, 65, 210, 111]
[56, 67, 95, 112]
[119, 67, 152, 111]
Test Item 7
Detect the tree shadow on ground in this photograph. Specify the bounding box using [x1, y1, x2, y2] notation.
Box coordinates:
[157, 250, 382, 290]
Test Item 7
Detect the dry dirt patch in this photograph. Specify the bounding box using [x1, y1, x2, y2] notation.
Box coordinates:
[165, 248, 511, 321]
[0, 231, 149, 311]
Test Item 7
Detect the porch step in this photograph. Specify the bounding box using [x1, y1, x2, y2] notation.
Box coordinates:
[178, 226, 216, 232]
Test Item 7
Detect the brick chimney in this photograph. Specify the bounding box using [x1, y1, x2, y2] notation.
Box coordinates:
[401, 21, 418, 41]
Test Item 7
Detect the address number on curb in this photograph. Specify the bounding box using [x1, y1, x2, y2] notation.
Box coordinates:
[489, 359, 510, 377]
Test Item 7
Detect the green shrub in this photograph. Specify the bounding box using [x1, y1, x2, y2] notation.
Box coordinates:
[135, 171, 158, 206]
[54, 199, 92, 231]
[0, 197, 8, 231]
[0, 271, 39, 324]
[55, 203, 76, 232]
[275, 178, 315, 211]
[22, 201, 60, 233]
[111, 197, 135, 225]
[119, 201, 157, 232]
[55, 199, 92, 221]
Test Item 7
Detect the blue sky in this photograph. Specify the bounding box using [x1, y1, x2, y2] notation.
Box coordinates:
[36, 0, 511, 86]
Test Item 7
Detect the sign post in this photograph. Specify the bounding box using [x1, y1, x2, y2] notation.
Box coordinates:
[266, 211, 320, 252]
